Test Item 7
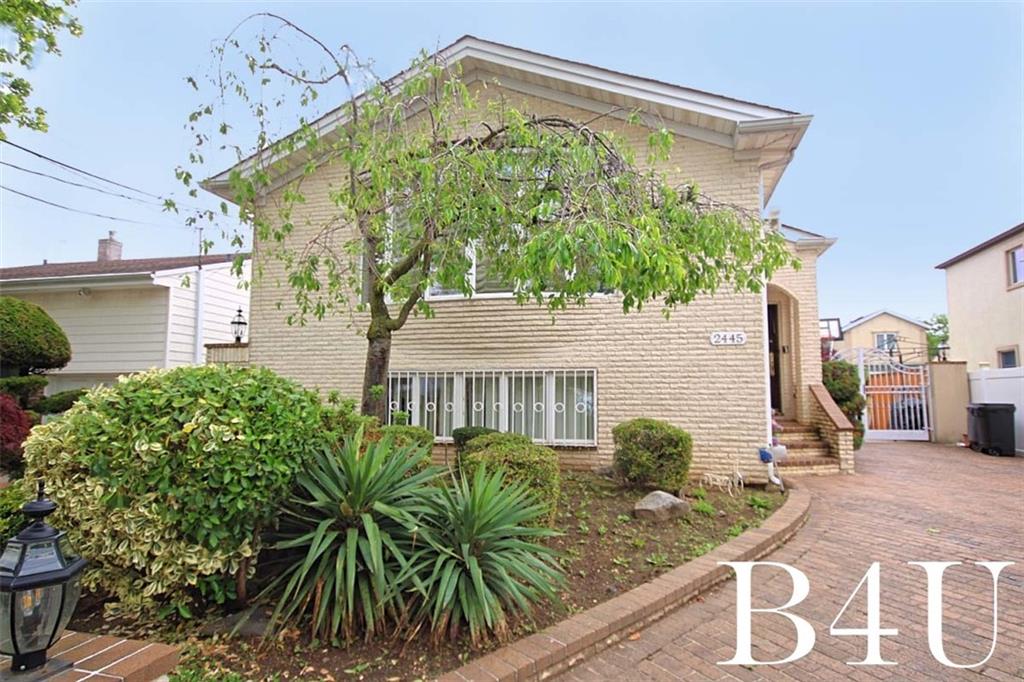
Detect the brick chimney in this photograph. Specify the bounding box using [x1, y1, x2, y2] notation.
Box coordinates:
[97, 231, 122, 261]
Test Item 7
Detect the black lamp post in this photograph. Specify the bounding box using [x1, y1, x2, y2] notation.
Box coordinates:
[0, 481, 86, 672]
[231, 307, 247, 344]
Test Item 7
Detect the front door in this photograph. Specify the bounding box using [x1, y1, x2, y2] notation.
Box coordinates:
[767, 304, 782, 412]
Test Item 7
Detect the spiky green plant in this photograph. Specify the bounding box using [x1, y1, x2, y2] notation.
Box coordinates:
[264, 428, 439, 642]
[405, 467, 565, 646]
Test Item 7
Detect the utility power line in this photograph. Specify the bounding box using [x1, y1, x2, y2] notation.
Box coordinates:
[1, 185, 193, 231]
[1, 161, 168, 208]
[1, 139, 163, 199]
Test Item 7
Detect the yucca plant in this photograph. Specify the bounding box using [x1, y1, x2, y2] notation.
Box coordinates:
[262, 428, 439, 642]
[404, 466, 565, 646]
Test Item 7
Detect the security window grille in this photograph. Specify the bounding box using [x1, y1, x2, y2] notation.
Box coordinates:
[387, 369, 597, 446]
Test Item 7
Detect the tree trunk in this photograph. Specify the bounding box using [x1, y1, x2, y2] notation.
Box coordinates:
[361, 326, 392, 421]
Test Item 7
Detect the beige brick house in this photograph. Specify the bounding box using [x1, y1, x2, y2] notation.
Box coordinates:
[205, 36, 853, 478]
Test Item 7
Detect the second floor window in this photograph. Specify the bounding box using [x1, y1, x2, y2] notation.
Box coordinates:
[1008, 246, 1024, 286]
[875, 332, 898, 351]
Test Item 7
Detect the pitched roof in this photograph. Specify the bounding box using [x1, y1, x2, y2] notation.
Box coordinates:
[935, 222, 1024, 269]
[205, 35, 811, 203]
[0, 253, 246, 282]
[843, 310, 929, 332]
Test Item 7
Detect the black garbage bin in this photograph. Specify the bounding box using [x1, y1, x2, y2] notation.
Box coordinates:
[967, 403, 1016, 456]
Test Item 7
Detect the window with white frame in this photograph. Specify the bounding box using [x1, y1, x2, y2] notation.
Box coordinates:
[874, 332, 898, 351]
[387, 369, 597, 446]
[1008, 246, 1024, 286]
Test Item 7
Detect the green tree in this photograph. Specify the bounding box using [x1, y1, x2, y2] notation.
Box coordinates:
[181, 15, 797, 420]
[0, 296, 71, 375]
[926, 313, 949, 360]
[0, 0, 82, 138]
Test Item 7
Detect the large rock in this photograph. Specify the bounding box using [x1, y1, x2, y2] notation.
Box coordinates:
[633, 490, 691, 521]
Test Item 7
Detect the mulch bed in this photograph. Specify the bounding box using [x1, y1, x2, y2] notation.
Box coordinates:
[72, 473, 784, 681]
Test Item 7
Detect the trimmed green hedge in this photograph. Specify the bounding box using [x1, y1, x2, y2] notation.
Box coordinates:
[612, 418, 693, 491]
[0, 297, 71, 374]
[380, 424, 434, 449]
[459, 432, 560, 523]
[0, 375, 48, 409]
[452, 425, 498, 452]
[34, 389, 87, 415]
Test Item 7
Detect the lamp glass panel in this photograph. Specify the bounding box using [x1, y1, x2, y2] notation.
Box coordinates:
[19, 541, 60, 576]
[58, 534, 79, 563]
[0, 592, 13, 655]
[52, 574, 82, 646]
[0, 542, 22, 573]
[13, 585, 61, 652]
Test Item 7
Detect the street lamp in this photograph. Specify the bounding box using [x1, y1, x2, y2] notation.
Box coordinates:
[230, 308, 247, 344]
[0, 481, 86, 671]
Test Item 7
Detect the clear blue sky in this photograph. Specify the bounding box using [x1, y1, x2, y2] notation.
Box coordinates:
[1, 1, 1020, 324]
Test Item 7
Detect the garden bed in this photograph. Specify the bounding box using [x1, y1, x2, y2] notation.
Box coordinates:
[94, 472, 784, 681]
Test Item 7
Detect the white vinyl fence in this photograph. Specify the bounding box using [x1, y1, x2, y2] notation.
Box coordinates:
[968, 367, 1024, 455]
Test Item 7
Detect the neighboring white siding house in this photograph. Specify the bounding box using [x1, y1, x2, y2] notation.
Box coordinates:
[0, 233, 250, 392]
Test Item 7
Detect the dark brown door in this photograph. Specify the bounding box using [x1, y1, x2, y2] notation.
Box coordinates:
[767, 304, 782, 412]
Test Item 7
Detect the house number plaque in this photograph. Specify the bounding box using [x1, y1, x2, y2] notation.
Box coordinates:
[710, 331, 748, 346]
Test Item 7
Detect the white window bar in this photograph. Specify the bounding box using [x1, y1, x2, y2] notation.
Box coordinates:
[386, 369, 597, 446]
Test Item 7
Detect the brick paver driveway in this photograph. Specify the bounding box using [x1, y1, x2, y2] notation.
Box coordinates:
[557, 442, 1024, 681]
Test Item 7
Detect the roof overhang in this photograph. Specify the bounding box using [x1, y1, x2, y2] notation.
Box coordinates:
[203, 35, 811, 205]
[843, 310, 930, 332]
[0, 272, 156, 294]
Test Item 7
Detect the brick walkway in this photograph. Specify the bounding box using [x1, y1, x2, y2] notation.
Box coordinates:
[556, 442, 1024, 681]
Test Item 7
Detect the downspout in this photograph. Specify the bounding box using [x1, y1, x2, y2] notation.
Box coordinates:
[759, 169, 772, 446]
[193, 266, 205, 364]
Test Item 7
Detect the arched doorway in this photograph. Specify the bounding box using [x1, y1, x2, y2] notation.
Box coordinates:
[767, 283, 801, 420]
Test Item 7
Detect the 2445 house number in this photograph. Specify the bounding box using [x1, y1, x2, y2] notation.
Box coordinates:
[710, 331, 747, 345]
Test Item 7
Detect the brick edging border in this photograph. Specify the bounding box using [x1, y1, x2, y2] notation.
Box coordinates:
[438, 487, 812, 682]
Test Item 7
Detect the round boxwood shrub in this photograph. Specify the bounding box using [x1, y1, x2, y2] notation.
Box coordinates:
[380, 424, 434, 449]
[0, 297, 71, 374]
[612, 418, 693, 491]
[23, 364, 328, 617]
[459, 432, 560, 523]
[452, 425, 498, 453]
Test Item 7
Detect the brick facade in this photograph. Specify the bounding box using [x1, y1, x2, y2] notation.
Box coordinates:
[246, 83, 824, 479]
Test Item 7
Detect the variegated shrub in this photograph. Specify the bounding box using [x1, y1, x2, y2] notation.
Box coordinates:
[23, 364, 327, 617]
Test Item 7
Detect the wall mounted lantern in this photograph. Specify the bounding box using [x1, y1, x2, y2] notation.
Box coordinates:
[230, 308, 247, 344]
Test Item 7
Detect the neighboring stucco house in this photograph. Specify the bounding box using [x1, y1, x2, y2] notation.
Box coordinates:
[204, 36, 853, 478]
[937, 222, 1023, 370]
[832, 310, 931, 364]
[0, 232, 250, 392]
